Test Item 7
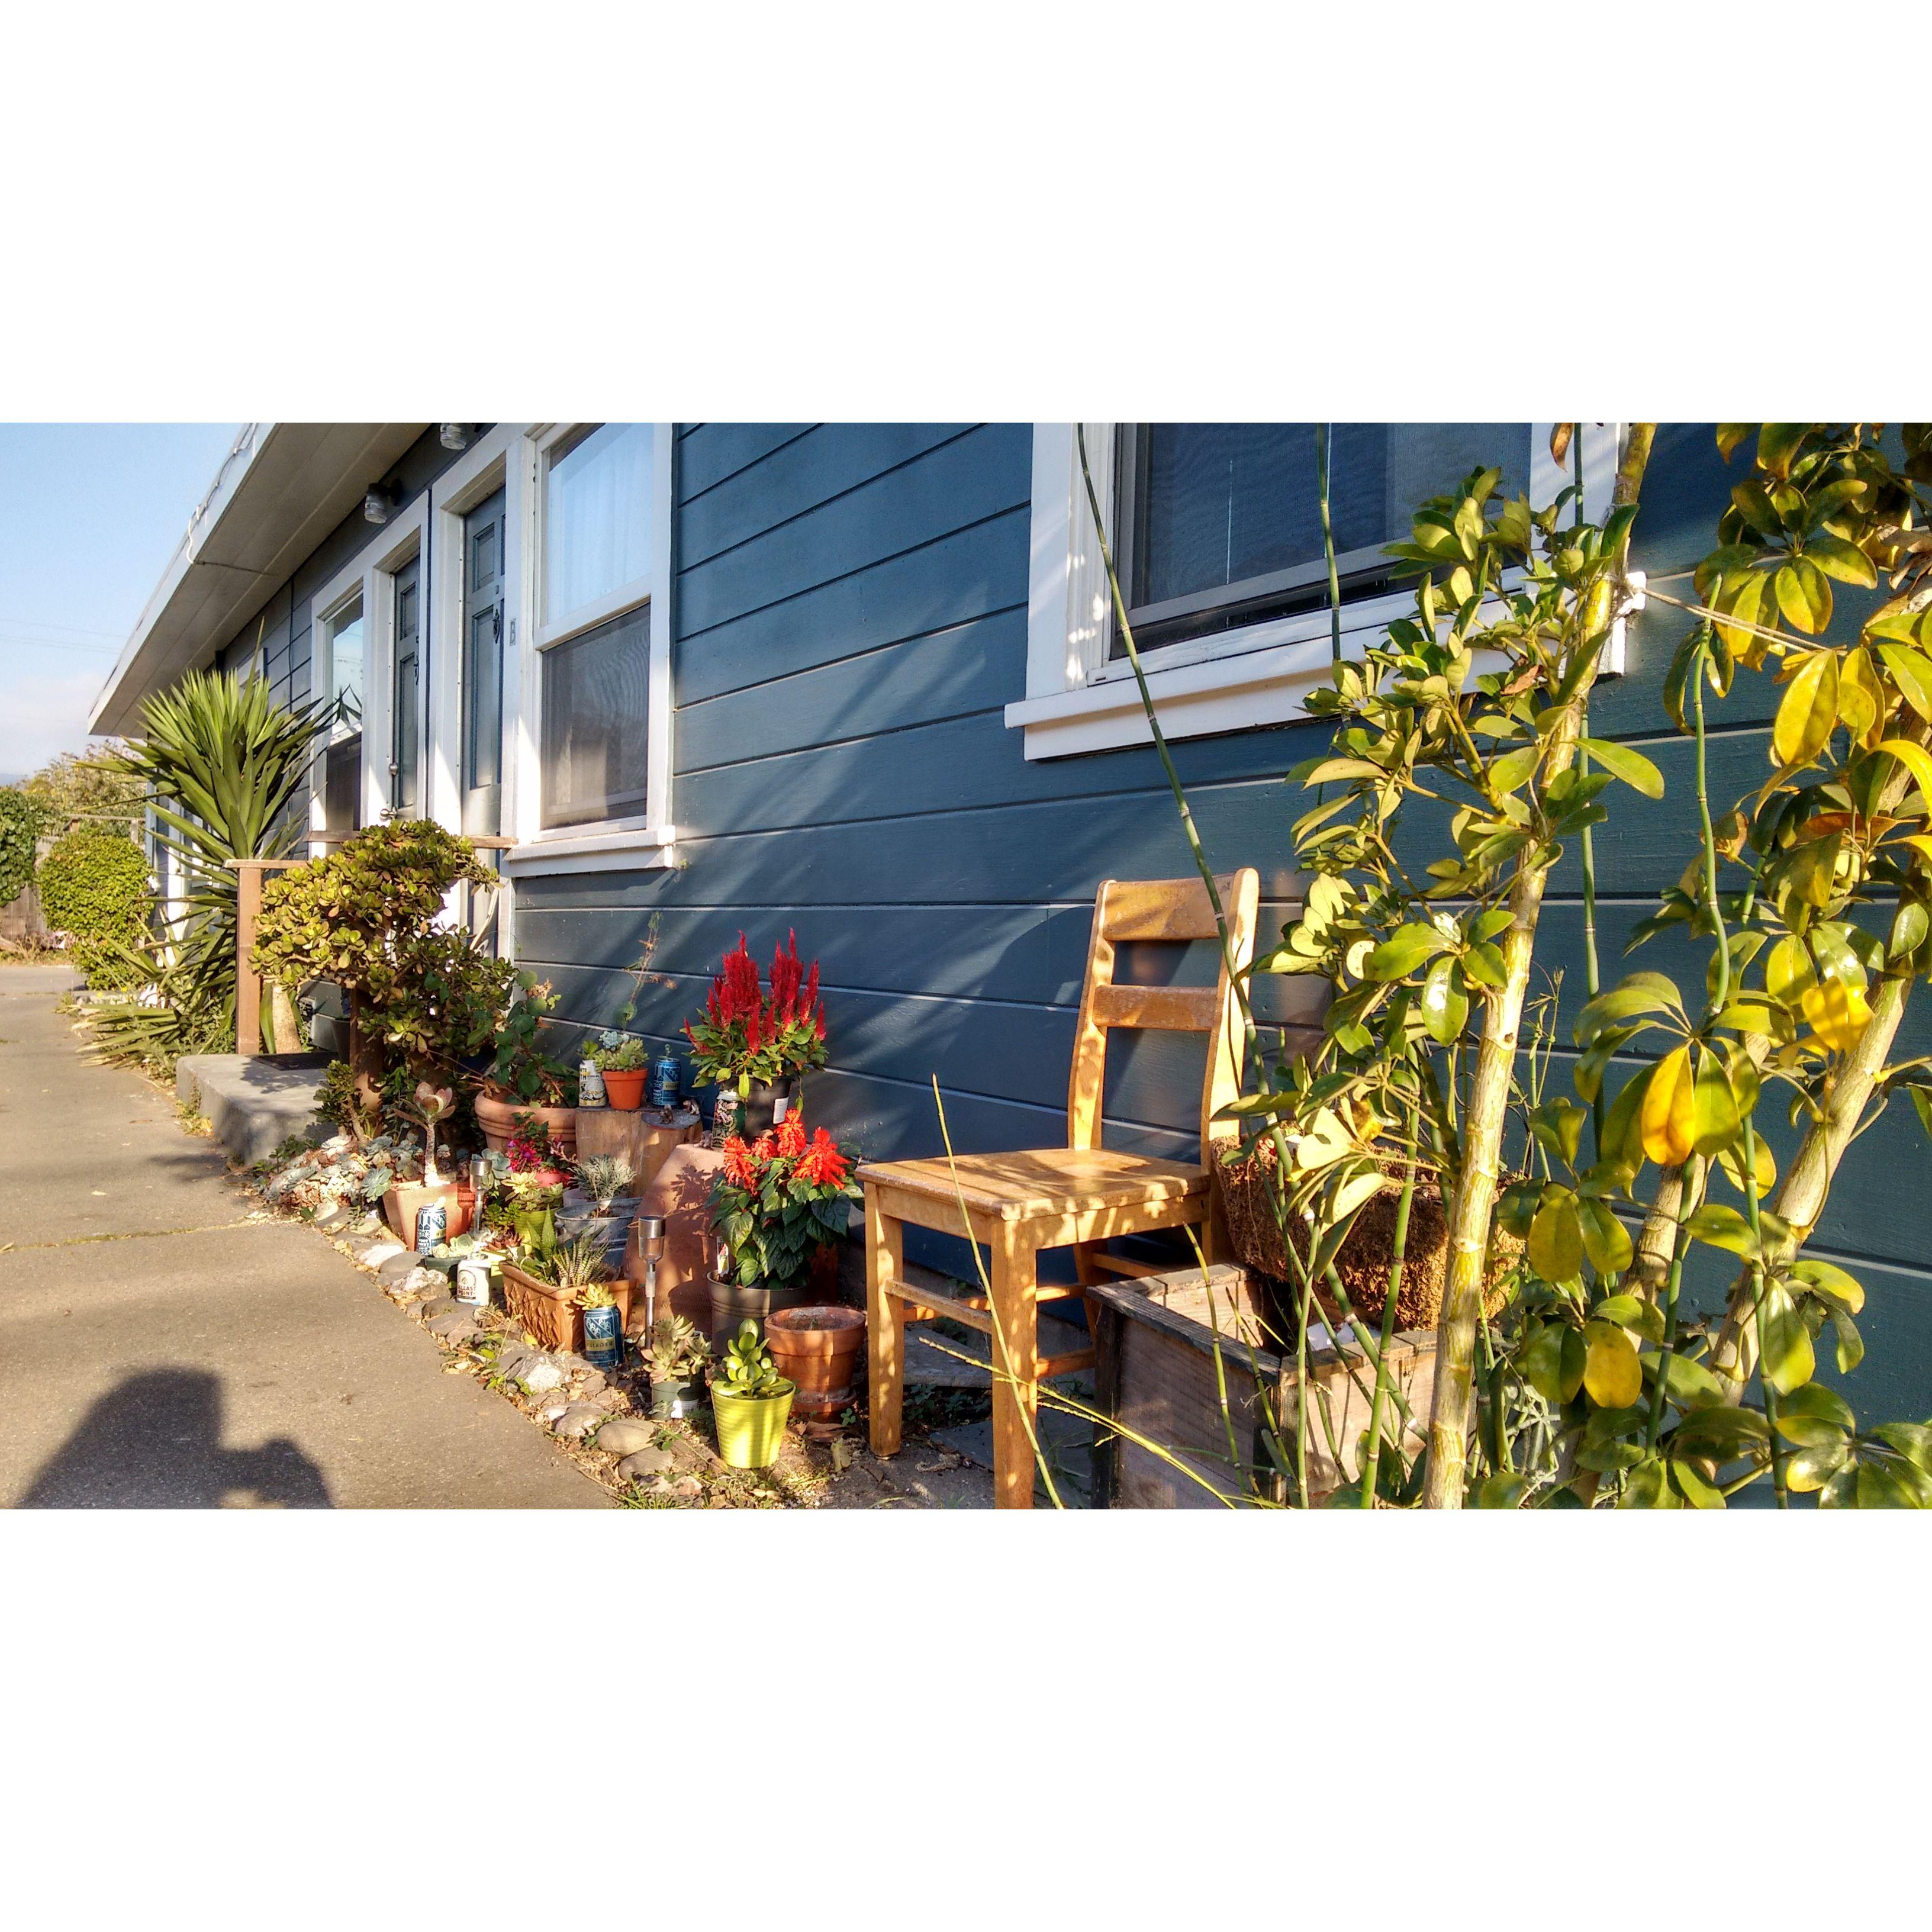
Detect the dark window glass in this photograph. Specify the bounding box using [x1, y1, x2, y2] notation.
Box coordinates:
[1117, 423, 1532, 653]
[540, 602, 650, 830]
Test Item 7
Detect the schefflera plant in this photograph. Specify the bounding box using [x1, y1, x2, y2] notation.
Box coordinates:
[1551, 422, 1932, 1506]
[1263, 444, 1657, 1506]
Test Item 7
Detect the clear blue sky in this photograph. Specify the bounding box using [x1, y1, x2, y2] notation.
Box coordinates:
[0, 423, 244, 782]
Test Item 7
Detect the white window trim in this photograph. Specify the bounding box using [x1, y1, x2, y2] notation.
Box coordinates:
[306, 494, 430, 838]
[500, 421, 675, 878]
[1007, 422, 1628, 761]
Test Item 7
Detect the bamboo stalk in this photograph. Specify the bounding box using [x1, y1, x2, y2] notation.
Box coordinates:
[1360, 1112, 1418, 1507]
[1318, 423, 1344, 665]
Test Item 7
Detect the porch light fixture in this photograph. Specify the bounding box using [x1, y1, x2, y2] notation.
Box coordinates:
[439, 424, 472, 452]
[363, 485, 398, 525]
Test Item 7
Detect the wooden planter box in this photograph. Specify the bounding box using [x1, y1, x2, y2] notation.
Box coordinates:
[500, 1261, 635, 1357]
[1087, 1263, 1436, 1508]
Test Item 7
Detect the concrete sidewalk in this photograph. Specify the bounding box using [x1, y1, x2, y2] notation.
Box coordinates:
[0, 969, 606, 1508]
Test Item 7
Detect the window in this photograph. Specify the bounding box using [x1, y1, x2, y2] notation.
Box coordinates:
[320, 594, 365, 832]
[540, 603, 651, 828]
[543, 422, 653, 626]
[1010, 421, 1622, 761]
[530, 423, 659, 837]
[1116, 423, 1533, 653]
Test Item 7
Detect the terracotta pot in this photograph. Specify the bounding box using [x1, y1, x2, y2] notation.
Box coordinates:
[765, 1305, 865, 1420]
[475, 1092, 578, 1158]
[602, 1068, 648, 1111]
[384, 1180, 474, 1246]
[501, 1261, 634, 1356]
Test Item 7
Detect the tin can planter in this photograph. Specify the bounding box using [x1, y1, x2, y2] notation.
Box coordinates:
[454, 1254, 498, 1308]
[582, 1302, 624, 1371]
[384, 1180, 471, 1246]
[649, 1373, 705, 1420]
[711, 1379, 796, 1470]
[578, 1060, 608, 1107]
[602, 1068, 648, 1112]
[501, 1263, 635, 1356]
[650, 1051, 681, 1110]
[765, 1306, 865, 1421]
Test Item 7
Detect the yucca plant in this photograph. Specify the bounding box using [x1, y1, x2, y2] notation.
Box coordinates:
[91, 669, 333, 1061]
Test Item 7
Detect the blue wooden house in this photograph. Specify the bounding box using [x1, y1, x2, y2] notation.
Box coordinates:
[89, 422, 1932, 1409]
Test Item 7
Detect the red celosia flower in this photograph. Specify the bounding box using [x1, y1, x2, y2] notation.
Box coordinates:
[722, 1135, 758, 1189]
[796, 1127, 849, 1190]
[776, 1112, 806, 1158]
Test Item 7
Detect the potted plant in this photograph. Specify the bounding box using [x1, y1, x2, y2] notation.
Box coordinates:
[501, 1230, 633, 1356]
[706, 1112, 861, 1348]
[475, 974, 579, 1153]
[640, 1314, 711, 1419]
[710, 1321, 795, 1469]
[765, 1305, 867, 1421]
[586, 1029, 651, 1110]
[381, 1081, 474, 1245]
[684, 931, 828, 1135]
[568, 1152, 636, 1265]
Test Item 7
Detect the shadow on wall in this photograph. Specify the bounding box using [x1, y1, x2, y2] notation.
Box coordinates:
[19, 1369, 333, 1509]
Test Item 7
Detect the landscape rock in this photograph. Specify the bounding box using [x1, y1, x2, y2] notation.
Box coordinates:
[593, 1419, 657, 1458]
[553, 1404, 608, 1440]
[672, 1475, 703, 1499]
[315, 1206, 350, 1232]
[573, 1370, 608, 1398]
[400, 1266, 444, 1299]
[426, 1306, 481, 1343]
[377, 1250, 419, 1283]
[362, 1241, 407, 1271]
[616, 1447, 675, 1480]
[517, 1357, 566, 1395]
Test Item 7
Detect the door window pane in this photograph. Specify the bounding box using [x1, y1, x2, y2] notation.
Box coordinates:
[325, 596, 364, 740]
[1122, 423, 1532, 651]
[540, 602, 650, 829]
[545, 423, 652, 623]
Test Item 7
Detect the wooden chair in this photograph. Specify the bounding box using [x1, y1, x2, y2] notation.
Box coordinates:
[858, 869, 1261, 1508]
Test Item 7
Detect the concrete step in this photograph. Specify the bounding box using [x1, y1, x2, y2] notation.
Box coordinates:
[175, 1052, 330, 1165]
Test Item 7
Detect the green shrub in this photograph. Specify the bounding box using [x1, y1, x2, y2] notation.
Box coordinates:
[0, 790, 47, 908]
[37, 825, 151, 984]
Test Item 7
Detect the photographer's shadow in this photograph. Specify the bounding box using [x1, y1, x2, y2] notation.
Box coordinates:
[21, 1369, 333, 1508]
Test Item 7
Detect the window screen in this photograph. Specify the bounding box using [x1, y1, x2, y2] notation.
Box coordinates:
[540, 601, 650, 829]
[1118, 423, 1533, 653]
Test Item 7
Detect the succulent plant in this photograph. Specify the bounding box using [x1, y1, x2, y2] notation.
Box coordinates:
[717, 1321, 787, 1398]
[577, 1152, 635, 1213]
[640, 1314, 709, 1380]
[579, 1280, 618, 1309]
[531, 1230, 613, 1295]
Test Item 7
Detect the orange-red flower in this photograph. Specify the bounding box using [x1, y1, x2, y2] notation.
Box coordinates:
[721, 1134, 758, 1189]
[796, 1126, 849, 1190]
[751, 1131, 777, 1165]
[775, 1111, 806, 1158]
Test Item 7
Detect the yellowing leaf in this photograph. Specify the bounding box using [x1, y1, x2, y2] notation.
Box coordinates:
[1776, 556, 1833, 634]
[1773, 651, 1838, 767]
[1764, 933, 1817, 1002]
[1528, 1194, 1584, 1284]
[1690, 1050, 1742, 1155]
[1837, 646, 1885, 749]
[1640, 1045, 1697, 1167]
[1801, 978, 1873, 1052]
[1878, 737, 1932, 808]
[1583, 1327, 1643, 1409]
[1878, 643, 1932, 724]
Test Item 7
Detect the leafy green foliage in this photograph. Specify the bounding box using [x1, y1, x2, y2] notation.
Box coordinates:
[709, 1119, 859, 1290]
[0, 790, 48, 907]
[37, 824, 151, 984]
[717, 1321, 787, 1398]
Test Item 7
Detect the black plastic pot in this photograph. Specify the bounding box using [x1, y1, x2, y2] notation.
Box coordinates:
[648, 1373, 705, 1420]
[709, 1276, 771, 1353]
[738, 1077, 794, 1138]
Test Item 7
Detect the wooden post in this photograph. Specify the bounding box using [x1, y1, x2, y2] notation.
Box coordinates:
[234, 859, 265, 1057]
[866, 1187, 906, 1458]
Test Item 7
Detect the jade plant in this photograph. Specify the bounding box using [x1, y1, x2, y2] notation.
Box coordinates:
[716, 1321, 788, 1398]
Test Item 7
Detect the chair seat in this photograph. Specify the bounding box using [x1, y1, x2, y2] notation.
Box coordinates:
[857, 1147, 1209, 1224]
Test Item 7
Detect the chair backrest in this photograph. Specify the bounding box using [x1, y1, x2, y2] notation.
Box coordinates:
[1066, 869, 1261, 1161]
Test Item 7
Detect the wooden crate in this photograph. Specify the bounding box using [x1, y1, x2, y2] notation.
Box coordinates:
[573, 1105, 703, 1193]
[1087, 1264, 1435, 1508]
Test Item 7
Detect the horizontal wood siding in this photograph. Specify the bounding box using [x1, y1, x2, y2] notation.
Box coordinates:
[510, 423, 1932, 1399]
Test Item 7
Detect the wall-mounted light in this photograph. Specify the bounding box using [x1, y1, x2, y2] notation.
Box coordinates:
[363, 485, 398, 525]
[439, 424, 472, 452]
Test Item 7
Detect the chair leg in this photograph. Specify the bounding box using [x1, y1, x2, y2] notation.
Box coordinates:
[866, 1187, 906, 1458]
[987, 1225, 1041, 1510]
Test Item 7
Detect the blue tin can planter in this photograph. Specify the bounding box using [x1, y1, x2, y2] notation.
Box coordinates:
[650, 1051, 681, 1110]
[582, 1302, 623, 1371]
